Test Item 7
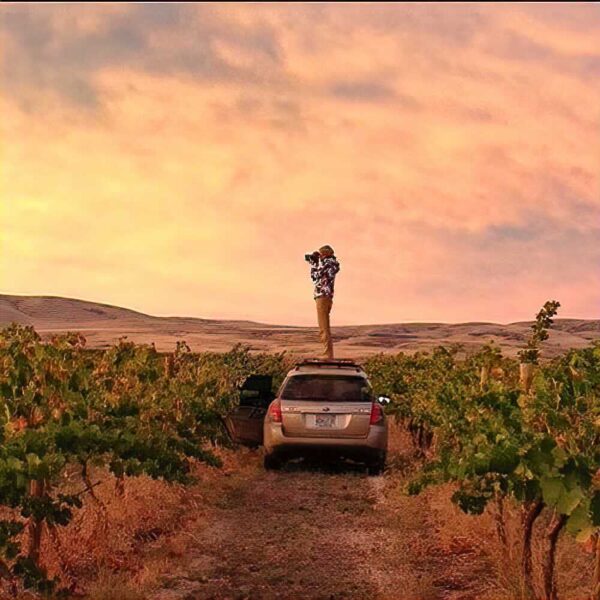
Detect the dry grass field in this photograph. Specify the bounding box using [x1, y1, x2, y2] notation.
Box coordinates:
[1, 294, 598, 358]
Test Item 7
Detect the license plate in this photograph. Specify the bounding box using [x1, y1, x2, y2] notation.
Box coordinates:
[315, 414, 336, 428]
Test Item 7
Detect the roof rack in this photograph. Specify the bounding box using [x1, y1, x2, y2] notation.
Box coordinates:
[294, 358, 363, 371]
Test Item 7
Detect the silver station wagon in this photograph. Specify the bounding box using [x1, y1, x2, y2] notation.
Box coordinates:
[225, 359, 389, 475]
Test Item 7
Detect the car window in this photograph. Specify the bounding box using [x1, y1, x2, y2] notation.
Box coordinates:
[280, 375, 372, 402]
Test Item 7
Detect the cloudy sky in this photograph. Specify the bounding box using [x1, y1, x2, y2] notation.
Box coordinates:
[1, 3, 599, 325]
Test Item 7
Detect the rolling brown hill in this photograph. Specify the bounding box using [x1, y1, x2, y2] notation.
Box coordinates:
[1, 294, 598, 358]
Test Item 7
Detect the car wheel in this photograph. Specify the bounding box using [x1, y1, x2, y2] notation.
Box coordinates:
[264, 453, 283, 471]
[367, 454, 386, 476]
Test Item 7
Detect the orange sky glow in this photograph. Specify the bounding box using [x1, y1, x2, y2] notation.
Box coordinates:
[1, 3, 599, 325]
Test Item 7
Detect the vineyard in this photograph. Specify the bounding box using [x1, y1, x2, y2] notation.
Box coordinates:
[0, 301, 598, 599]
[365, 301, 600, 600]
[0, 325, 293, 596]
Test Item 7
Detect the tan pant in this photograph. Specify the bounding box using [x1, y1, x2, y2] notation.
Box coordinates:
[315, 296, 334, 359]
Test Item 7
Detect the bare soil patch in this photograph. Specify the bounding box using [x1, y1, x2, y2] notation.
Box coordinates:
[144, 452, 488, 600]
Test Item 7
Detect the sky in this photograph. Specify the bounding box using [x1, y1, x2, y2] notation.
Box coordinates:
[1, 3, 599, 326]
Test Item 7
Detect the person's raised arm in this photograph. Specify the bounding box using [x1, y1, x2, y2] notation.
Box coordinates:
[308, 251, 322, 282]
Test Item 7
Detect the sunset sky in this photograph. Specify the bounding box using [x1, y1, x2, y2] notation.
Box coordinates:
[1, 3, 599, 325]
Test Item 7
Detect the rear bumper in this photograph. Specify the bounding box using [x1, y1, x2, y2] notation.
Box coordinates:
[264, 422, 387, 460]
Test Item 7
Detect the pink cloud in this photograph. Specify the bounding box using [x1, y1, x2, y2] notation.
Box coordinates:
[1, 3, 599, 325]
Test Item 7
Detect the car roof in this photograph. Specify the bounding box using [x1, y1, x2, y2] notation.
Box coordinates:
[288, 359, 367, 377]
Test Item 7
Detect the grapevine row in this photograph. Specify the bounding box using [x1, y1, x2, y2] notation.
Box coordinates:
[365, 301, 600, 600]
[0, 324, 290, 594]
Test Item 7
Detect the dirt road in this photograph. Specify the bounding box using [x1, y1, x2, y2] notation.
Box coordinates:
[149, 451, 490, 600]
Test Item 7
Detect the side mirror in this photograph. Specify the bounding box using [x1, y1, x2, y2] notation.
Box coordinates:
[377, 395, 391, 405]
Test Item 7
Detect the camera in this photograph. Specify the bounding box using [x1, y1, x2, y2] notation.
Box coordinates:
[304, 251, 320, 263]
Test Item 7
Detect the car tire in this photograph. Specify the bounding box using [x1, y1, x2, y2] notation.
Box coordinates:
[263, 453, 283, 471]
[367, 453, 386, 476]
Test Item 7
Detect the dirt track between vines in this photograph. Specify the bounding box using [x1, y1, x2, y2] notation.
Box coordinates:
[148, 450, 491, 600]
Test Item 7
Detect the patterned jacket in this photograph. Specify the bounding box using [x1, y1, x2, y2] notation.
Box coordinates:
[310, 256, 340, 298]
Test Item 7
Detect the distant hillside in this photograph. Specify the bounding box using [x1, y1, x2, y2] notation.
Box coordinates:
[1, 294, 598, 358]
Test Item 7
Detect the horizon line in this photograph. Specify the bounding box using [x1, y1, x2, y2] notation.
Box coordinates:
[1, 292, 597, 329]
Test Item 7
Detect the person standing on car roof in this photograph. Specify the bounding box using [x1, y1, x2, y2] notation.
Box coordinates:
[306, 245, 340, 359]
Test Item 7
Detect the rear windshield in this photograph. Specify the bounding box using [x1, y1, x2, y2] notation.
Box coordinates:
[280, 375, 372, 402]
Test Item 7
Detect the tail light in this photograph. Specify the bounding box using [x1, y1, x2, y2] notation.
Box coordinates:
[370, 402, 384, 425]
[268, 399, 282, 423]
